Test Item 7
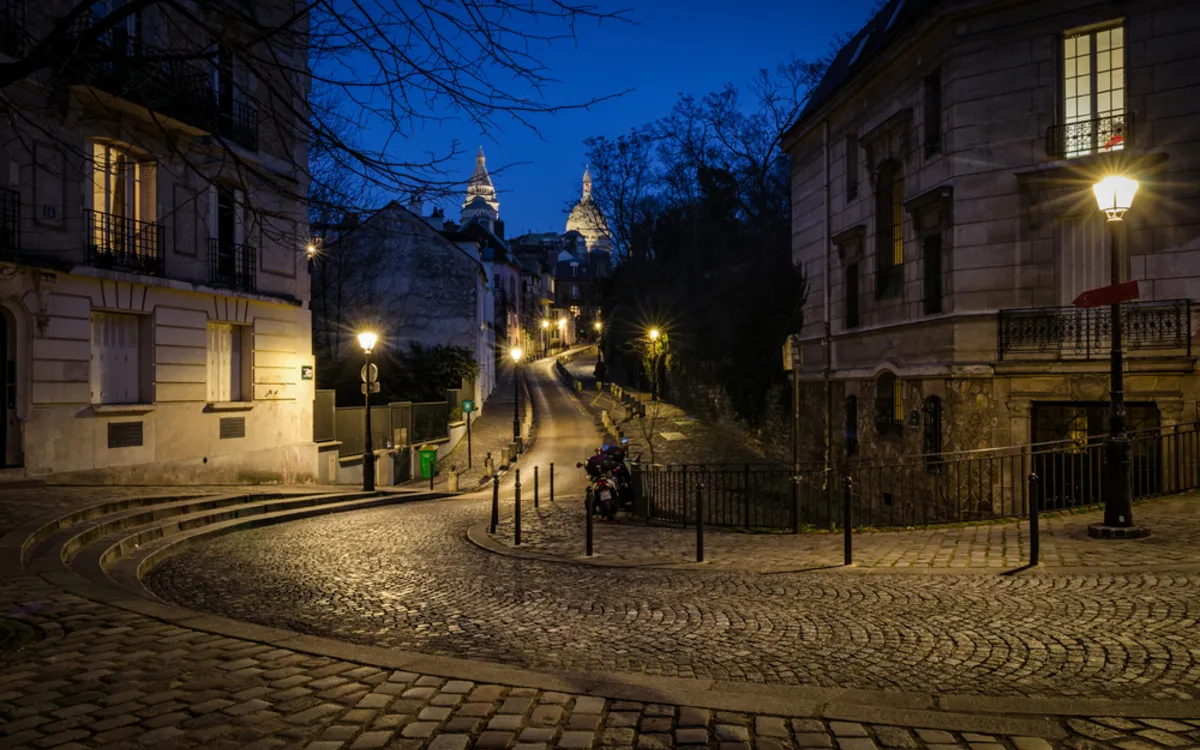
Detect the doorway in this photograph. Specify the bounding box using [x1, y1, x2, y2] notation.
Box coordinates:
[0, 310, 21, 467]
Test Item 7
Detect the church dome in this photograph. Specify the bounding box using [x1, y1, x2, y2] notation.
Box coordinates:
[564, 167, 612, 253]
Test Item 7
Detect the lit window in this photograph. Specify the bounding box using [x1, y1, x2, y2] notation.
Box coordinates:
[1062, 23, 1125, 158]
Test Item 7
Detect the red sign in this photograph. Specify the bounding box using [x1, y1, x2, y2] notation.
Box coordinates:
[1073, 280, 1140, 309]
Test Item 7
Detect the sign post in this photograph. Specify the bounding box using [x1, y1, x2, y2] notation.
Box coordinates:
[463, 399, 475, 469]
[1072, 279, 1139, 308]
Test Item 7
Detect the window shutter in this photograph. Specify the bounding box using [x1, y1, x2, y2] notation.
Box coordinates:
[206, 324, 219, 402]
[138, 162, 157, 224]
[229, 326, 242, 401]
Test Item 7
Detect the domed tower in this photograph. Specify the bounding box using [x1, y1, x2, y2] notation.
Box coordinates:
[461, 146, 500, 231]
[565, 167, 612, 254]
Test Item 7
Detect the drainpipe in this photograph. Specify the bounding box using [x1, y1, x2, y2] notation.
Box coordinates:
[823, 119, 834, 512]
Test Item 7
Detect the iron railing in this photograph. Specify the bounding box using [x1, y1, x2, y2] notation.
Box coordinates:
[1, 0, 25, 57]
[1047, 112, 1132, 159]
[64, 11, 218, 133]
[634, 422, 1200, 530]
[208, 238, 256, 292]
[0, 187, 18, 259]
[998, 300, 1191, 361]
[412, 401, 451, 443]
[218, 98, 259, 152]
[85, 209, 165, 275]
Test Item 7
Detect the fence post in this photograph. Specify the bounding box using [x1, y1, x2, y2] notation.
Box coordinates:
[843, 475, 853, 566]
[743, 463, 751, 529]
[514, 469, 522, 546]
[1028, 471, 1040, 567]
[550, 463, 555, 502]
[490, 475, 499, 534]
[585, 491, 594, 557]
[695, 482, 705, 563]
[534, 465, 540, 509]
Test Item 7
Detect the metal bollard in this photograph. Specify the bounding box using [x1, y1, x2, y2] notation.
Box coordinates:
[843, 476, 853, 566]
[490, 474, 499, 534]
[1029, 472, 1040, 566]
[514, 469, 522, 546]
[791, 476, 801, 535]
[534, 466, 540, 509]
[430, 460, 435, 491]
[550, 463, 555, 502]
[695, 483, 705, 562]
[585, 492, 594, 557]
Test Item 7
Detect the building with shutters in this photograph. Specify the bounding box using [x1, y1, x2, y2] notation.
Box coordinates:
[0, 1, 316, 481]
[785, 0, 1200, 465]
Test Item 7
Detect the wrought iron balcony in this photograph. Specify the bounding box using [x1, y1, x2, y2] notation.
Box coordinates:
[1, 1, 25, 57]
[208, 238, 257, 292]
[1046, 113, 1132, 159]
[998, 300, 1191, 361]
[63, 12, 218, 134]
[0, 187, 19, 259]
[85, 209, 165, 276]
[218, 98, 259, 152]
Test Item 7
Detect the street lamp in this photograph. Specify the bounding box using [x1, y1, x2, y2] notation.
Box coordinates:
[357, 331, 378, 492]
[541, 319, 549, 358]
[510, 347, 522, 442]
[647, 328, 662, 401]
[558, 318, 567, 350]
[1090, 174, 1145, 537]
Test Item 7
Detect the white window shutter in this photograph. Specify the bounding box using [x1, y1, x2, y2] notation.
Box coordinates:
[206, 324, 219, 402]
[229, 326, 243, 401]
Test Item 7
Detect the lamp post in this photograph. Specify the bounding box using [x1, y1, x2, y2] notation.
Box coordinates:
[358, 331, 378, 492]
[511, 347, 522, 442]
[1090, 174, 1145, 537]
[652, 326, 662, 400]
[558, 318, 567, 351]
[541, 319, 549, 358]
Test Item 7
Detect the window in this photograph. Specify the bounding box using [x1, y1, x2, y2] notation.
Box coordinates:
[207, 323, 246, 402]
[923, 396, 942, 471]
[91, 312, 142, 404]
[874, 161, 903, 299]
[923, 234, 942, 315]
[845, 135, 859, 201]
[845, 396, 858, 456]
[875, 372, 903, 438]
[1058, 214, 1112, 305]
[845, 263, 859, 328]
[570, 284, 580, 300]
[1062, 23, 1125, 158]
[90, 143, 160, 271]
[848, 33, 870, 66]
[924, 70, 942, 157]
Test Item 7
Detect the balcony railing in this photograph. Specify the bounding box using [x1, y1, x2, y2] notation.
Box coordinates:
[998, 299, 1191, 361]
[0, 187, 18, 259]
[1046, 113, 1132, 159]
[208, 238, 257, 292]
[64, 12, 218, 135]
[218, 98, 259, 152]
[1, 1, 25, 57]
[85, 209, 165, 276]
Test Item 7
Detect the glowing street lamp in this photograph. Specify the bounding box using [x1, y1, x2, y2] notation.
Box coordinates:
[646, 328, 664, 401]
[1090, 174, 1143, 537]
[357, 332, 379, 491]
[649, 328, 660, 341]
[510, 347, 523, 442]
[541, 319, 549, 358]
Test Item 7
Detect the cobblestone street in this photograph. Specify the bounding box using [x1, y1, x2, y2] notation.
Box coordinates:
[2, 361, 1200, 748]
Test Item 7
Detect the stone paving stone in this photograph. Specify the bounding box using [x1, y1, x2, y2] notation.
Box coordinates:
[402, 721, 440, 738]
[916, 730, 956, 744]
[831, 722, 868, 738]
[606, 712, 639, 728]
[559, 730, 597, 749]
[446, 717, 483, 733]
[636, 734, 673, 749]
[488, 714, 525, 731]
[1135, 728, 1191, 746]
[420, 706, 455, 721]
[356, 693, 392, 710]
[714, 724, 749, 742]
[1011, 740, 1054, 750]
[476, 730, 516, 748]
[532, 706, 565, 726]
[573, 697, 605, 715]
[500, 697, 534, 714]
[872, 726, 917, 747]
[568, 713, 603, 731]
[349, 730, 394, 749]
[642, 717, 672, 733]
[676, 728, 708, 744]
[522, 727, 560, 742]
[286, 704, 343, 724]
[429, 735, 472, 750]
[459, 702, 498, 717]
[677, 708, 710, 727]
[795, 734, 834, 748]
[836, 739, 878, 750]
[756, 716, 790, 737]
[470, 686, 507, 703]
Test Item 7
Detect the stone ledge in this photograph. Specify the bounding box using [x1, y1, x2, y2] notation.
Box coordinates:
[1088, 523, 1152, 539]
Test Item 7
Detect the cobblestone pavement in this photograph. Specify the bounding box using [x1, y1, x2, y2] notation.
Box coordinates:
[13, 569, 1196, 749]
[564, 354, 762, 466]
[483, 494, 1200, 571]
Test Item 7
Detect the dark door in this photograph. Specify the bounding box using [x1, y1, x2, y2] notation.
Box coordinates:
[216, 186, 236, 277]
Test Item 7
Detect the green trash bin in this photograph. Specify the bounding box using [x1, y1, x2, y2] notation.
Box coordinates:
[419, 445, 438, 479]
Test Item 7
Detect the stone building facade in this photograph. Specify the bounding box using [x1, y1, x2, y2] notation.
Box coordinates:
[785, 0, 1200, 467]
[0, 1, 316, 482]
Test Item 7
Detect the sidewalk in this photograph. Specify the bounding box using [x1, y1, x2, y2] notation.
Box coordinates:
[564, 353, 763, 466]
[481, 492, 1200, 572]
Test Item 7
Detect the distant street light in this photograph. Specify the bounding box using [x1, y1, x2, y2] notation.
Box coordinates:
[357, 331, 378, 492]
[557, 318, 567, 349]
[541, 319, 549, 358]
[646, 327, 664, 401]
[510, 347, 523, 442]
[649, 328, 660, 341]
[1091, 174, 1141, 536]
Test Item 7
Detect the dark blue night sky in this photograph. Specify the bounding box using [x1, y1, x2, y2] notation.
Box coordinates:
[364, 1, 876, 235]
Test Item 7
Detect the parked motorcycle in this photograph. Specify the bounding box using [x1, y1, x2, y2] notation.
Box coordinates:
[577, 439, 638, 521]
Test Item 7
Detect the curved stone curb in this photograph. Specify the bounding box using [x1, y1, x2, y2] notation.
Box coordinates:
[466, 519, 1200, 576]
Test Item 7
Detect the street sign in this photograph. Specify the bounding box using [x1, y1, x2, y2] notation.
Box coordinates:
[361, 382, 381, 394]
[1073, 280, 1139, 309]
[360, 363, 379, 383]
[462, 399, 474, 413]
[301, 365, 314, 380]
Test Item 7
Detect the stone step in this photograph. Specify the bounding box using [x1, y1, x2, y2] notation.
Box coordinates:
[105, 491, 435, 596]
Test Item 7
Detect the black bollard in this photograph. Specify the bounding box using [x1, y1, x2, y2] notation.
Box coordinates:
[490, 475, 499, 534]
[585, 492, 594, 557]
[1029, 472, 1040, 566]
[534, 466, 540, 509]
[550, 463, 555, 503]
[695, 482, 705, 563]
[843, 476, 853, 566]
[514, 469, 522, 546]
[791, 476, 801, 535]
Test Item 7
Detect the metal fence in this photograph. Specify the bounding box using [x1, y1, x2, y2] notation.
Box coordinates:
[313, 390, 449, 457]
[412, 402, 450, 443]
[632, 421, 1200, 531]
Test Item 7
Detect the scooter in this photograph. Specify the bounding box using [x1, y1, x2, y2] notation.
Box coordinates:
[578, 449, 620, 520]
